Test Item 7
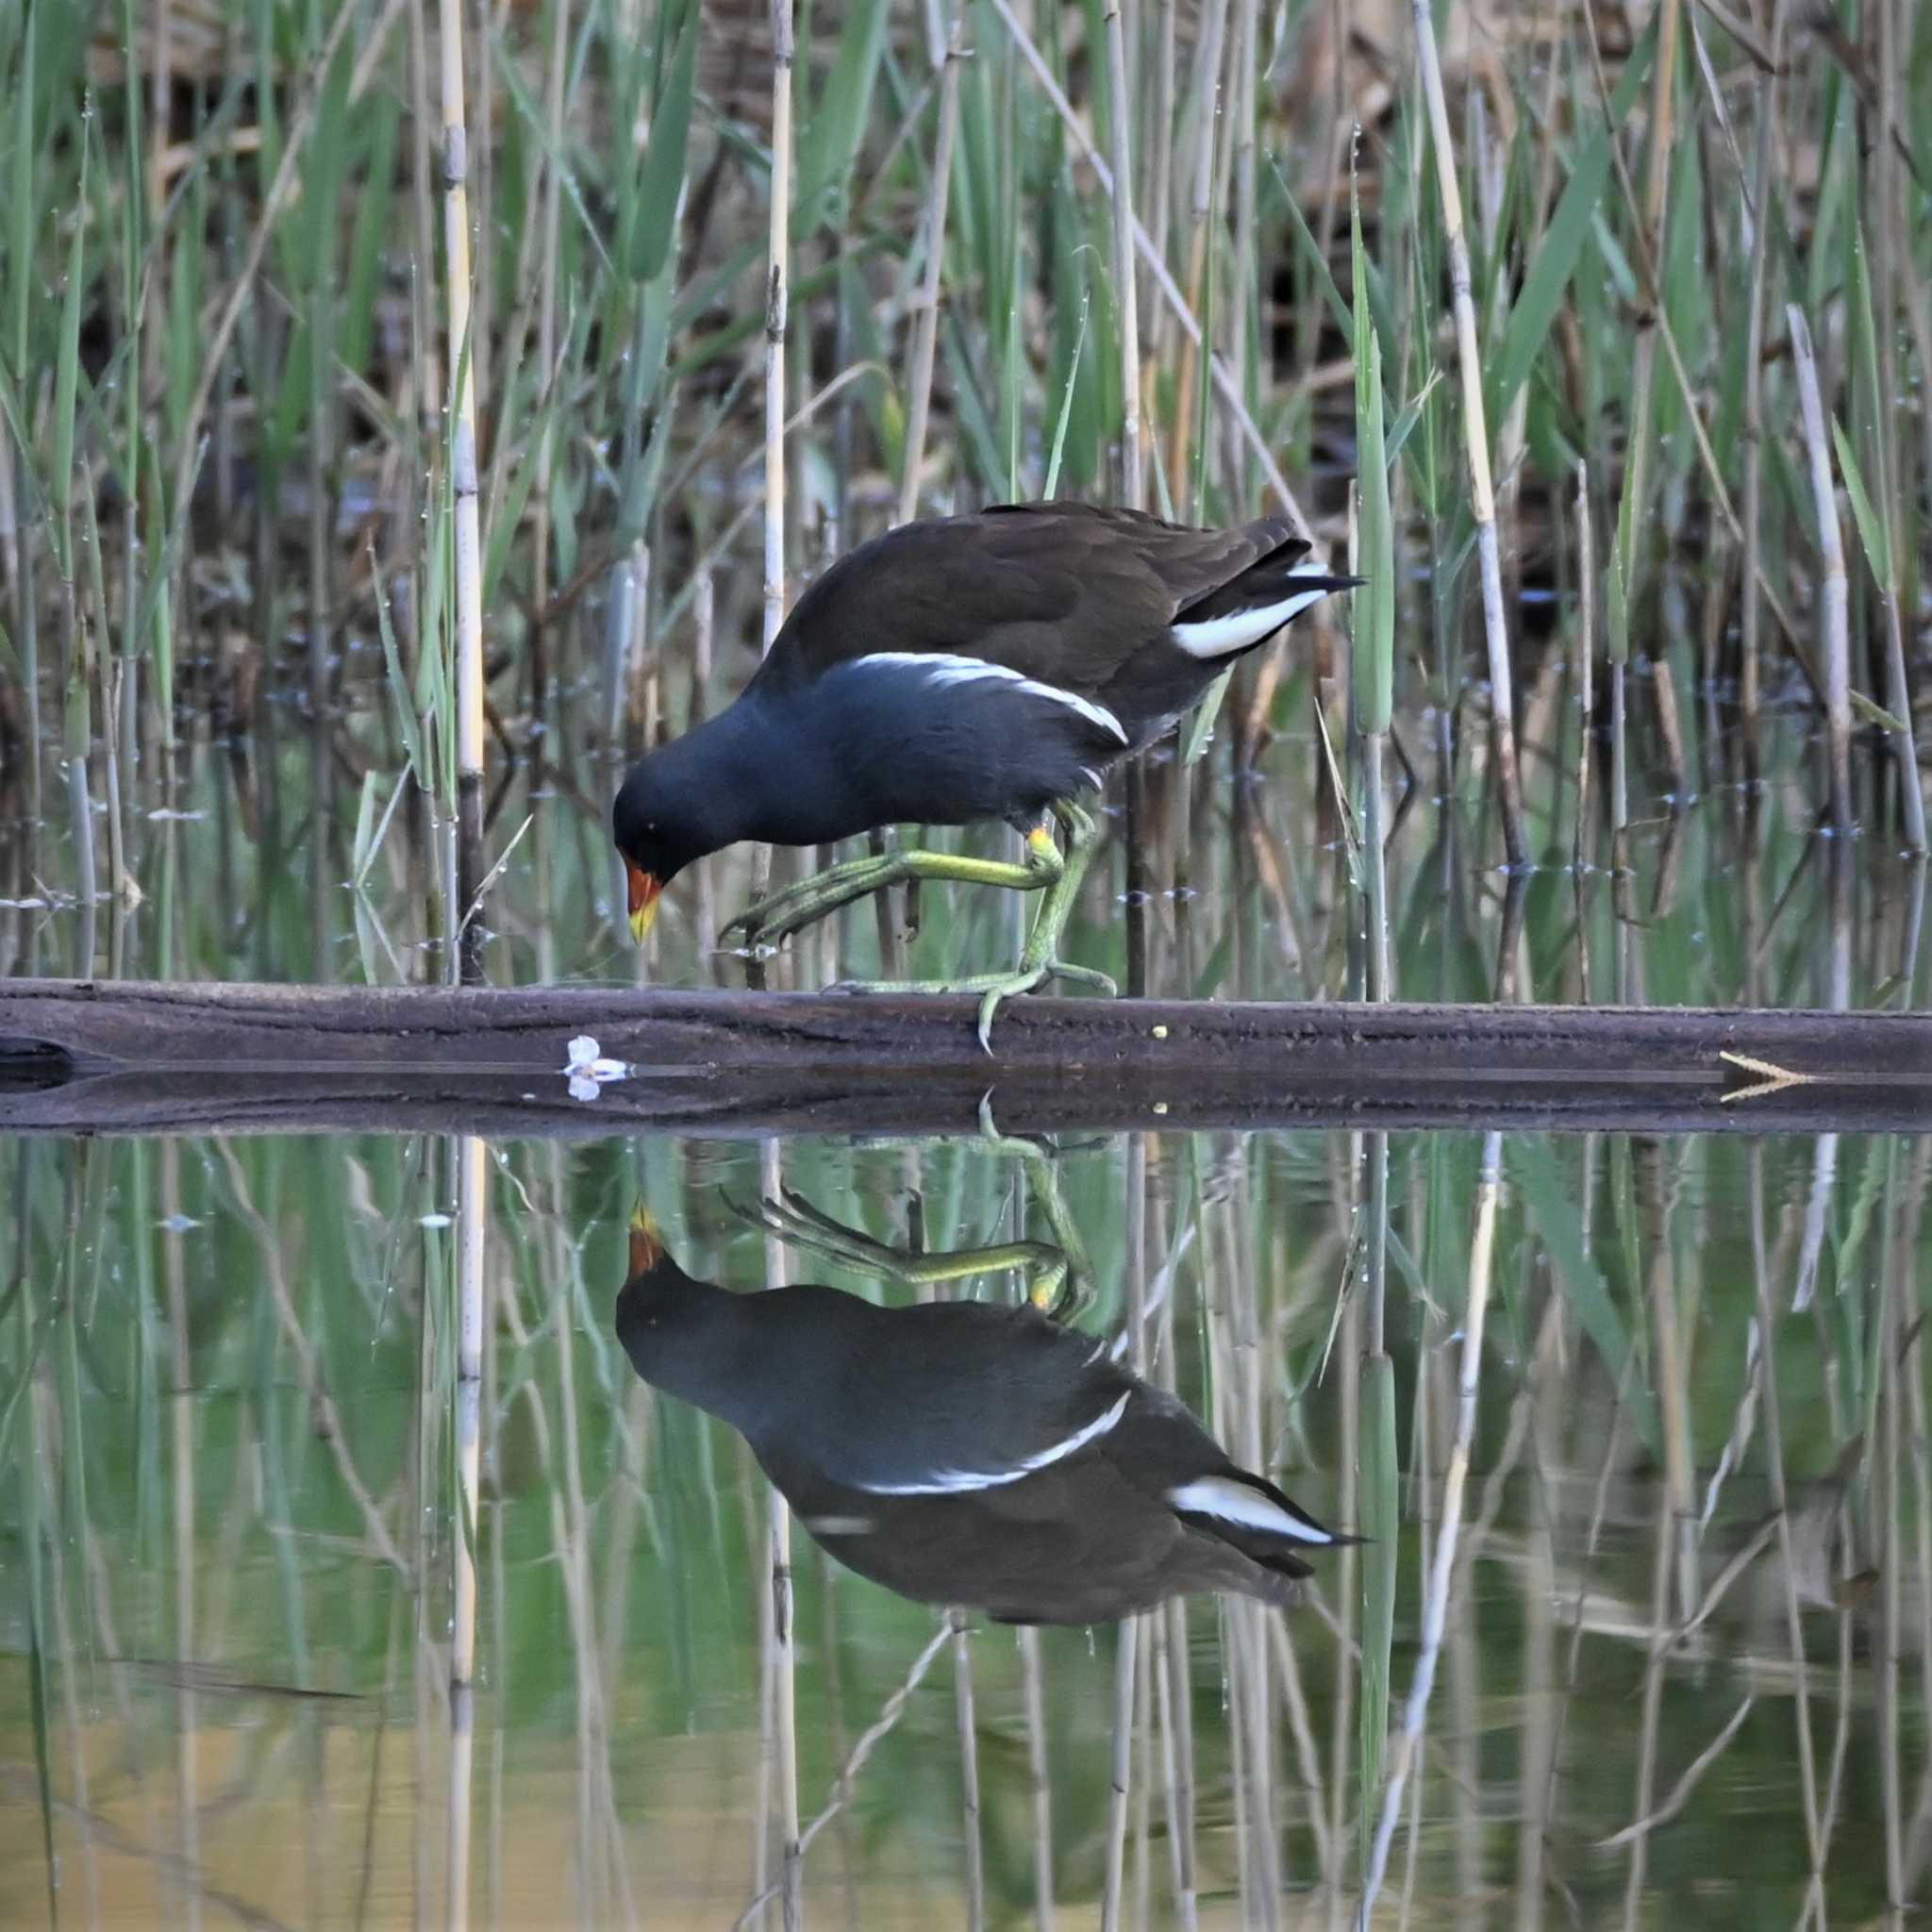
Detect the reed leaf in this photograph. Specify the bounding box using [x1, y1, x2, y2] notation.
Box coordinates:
[1351, 165, 1394, 738]
[625, 2, 697, 283]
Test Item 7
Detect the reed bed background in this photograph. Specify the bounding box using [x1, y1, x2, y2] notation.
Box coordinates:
[0, 0, 1925, 997]
[2, 3, 1930, 1926]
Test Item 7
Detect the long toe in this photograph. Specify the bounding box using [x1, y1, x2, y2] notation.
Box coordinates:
[722, 895, 791, 942]
[1044, 960, 1116, 995]
[725, 874, 832, 938]
[724, 893, 814, 948]
[975, 969, 1049, 1053]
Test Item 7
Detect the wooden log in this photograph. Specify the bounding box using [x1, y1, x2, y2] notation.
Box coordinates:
[2, 978, 1927, 1138]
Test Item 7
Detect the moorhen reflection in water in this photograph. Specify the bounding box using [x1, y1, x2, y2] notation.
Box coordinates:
[615, 1206, 1349, 1625]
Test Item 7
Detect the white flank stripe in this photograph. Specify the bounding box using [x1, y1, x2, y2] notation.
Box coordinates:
[855, 651, 1128, 743]
[1169, 568, 1343, 659]
[861, 1390, 1131, 1496]
[1168, 1474, 1334, 1543]
[802, 1514, 875, 1538]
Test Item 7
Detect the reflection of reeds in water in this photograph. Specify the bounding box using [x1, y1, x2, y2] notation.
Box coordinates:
[7, 1110, 1932, 1921]
[447, 1133, 485, 1929]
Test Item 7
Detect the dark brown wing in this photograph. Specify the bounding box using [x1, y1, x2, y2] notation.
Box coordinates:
[752, 503, 1302, 701]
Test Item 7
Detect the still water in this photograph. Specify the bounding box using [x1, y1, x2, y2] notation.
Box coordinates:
[3, 1120, 1924, 1927]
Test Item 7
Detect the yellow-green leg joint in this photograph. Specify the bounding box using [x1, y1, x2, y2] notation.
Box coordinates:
[727, 801, 1113, 1047]
[723, 821, 1064, 951]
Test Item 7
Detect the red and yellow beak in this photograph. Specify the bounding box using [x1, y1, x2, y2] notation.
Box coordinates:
[629, 1204, 665, 1275]
[625, 859, 662, 943]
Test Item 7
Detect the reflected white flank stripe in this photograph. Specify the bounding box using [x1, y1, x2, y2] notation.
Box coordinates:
[860, 1390, 1132, 1496]
[1169, 1474, 1334, 1542]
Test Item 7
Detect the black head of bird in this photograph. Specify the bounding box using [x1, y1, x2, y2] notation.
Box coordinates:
[612, 734, 760, 942]
[610, 502, 1357, 974]
[615, 1205, 1353, 1624]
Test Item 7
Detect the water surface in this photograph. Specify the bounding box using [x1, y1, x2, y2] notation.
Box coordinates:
[4, 1121, 1924, 1927]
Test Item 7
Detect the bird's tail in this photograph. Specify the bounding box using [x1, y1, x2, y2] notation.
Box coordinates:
[1169, 1470, 1361, 1582]
[1169, 527, 1361, 661]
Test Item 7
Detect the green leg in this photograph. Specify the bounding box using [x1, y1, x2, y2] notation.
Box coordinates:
[723, 822, 1063, 950]
[859, 801, 1114, 1048]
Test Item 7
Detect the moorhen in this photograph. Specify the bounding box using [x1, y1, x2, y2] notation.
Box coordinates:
[614, 1207, 1348, 1624]
[613, 502, 1356, 1040]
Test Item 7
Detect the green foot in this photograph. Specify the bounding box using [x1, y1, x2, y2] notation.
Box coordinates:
[720, 824, 1066, 954]
[834, 958, 1117, 1051]
[723, 801, 1108, 1049]
[722, 855, 897, 951]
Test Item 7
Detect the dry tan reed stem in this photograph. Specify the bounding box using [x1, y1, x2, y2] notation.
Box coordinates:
[1619, 1414, 1678, 1908]
[763, 8, 794, 655]
[1619, 0, 1681, 574]
[1324, 1278, 1358, 1892]
[1787, 307, 1853, 837]
[757, 1134, 801, 1928]
[1749, 1153, 1826, 1858]
[1165, 0, 1232, 491]
[1641, 1142, 1699, 1624]
[985, 0, 1311, 537]
[166, 1, 358, 628]
[211, 1141, 409, 1574]
[1572, 462, 1595, 887]
[404, 0, 441, 449]
[447, 1131, 486, 1931]
[1899, 1141, 1932, 1900]
[1740, 3, 1776, 775]
[1878, 1152, 1907, 1909]
[749, 0, 796, 925]
[1147, 0, 1178, 373]
[160, 1139, 200, 1925]
[530, 0, 570, 719]
[897, 15, 964, 525]
[1358, 1130, 1501, 1924]
[767, 1490, 800, 1929]
[1353, 500, 1392, 1005]
[1575, 6, 1808, 690]
[437, 0, 486, 981]
[1225, 0, 1258, 503]
[1100, 1617, 1140, 1932]
[1408, 0, 1525, 868]
[1103, 0, 1144, 508]
[1021, 1624, 1058, 1931]
[1155, 1612, 1200, 1927]
[735, 1617, 959, 1928]
[1865, 0, 1925, 851]
[952, 1620, 986, 1927]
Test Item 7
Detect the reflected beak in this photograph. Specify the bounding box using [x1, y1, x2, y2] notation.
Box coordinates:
[629, 1204, 665, 1275]
[625, 860, 662, 943]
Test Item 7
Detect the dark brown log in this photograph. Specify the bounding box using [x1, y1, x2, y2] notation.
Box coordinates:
[1, 978, 1927, 1138]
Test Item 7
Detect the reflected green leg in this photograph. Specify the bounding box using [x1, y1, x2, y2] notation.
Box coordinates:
[974, 1095, 1093, 1315]
[744, 1097, 1091, 1313]
[723, 823, 1064, 950]
[750, 1187, 1071, 1308]
[857, 801, 1115, 1049]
